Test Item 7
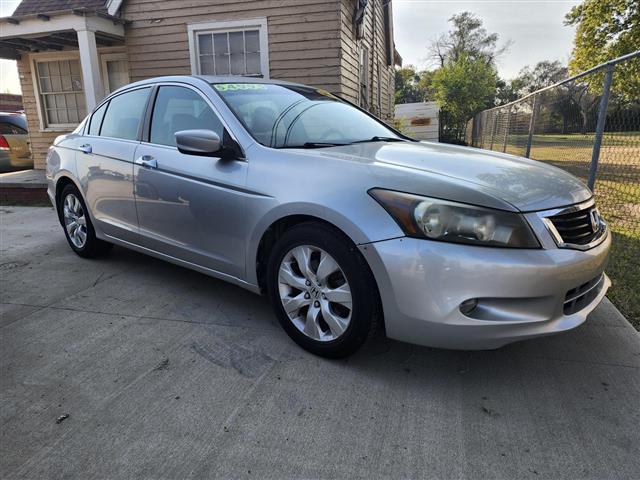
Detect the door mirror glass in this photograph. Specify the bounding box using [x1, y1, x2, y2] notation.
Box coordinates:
[175, 129, 222, 156]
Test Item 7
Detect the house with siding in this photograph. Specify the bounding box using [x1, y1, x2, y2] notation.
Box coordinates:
[0, 0, 401, 169]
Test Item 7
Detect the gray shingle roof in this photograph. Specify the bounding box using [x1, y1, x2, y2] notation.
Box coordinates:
[12, 0, 108, 16]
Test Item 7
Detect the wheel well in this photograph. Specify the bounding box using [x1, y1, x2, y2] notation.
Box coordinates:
[256, 215, 322, 293]
[54, 176, 75, 224]
[255, 214, 385, 331]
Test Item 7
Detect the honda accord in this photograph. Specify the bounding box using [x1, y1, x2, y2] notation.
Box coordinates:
[46, 76, 611, 357]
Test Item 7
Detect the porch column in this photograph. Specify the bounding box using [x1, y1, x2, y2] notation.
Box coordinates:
[76, 29, 104, 111]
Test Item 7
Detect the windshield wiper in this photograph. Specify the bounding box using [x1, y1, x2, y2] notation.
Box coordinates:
[348, 136, 406, 145]
[279, 142, 348, 149]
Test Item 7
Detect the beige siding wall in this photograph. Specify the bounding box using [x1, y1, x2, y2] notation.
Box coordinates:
[16, 56, 59, 170]
[338, 0, 395, 121]
[121, 0, 344, 93]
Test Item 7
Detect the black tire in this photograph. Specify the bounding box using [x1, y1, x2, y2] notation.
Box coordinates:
[58, 184, 113, 258]
[266, 222, 380, 358]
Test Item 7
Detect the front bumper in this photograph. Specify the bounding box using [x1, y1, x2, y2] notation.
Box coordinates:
[359, 230, 611, 350]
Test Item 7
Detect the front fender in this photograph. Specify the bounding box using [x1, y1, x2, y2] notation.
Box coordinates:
[244, 200, 401, 286]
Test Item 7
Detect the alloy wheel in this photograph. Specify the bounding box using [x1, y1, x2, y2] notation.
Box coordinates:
[63, 193, 87, 249]
[278, 245, 353, 342]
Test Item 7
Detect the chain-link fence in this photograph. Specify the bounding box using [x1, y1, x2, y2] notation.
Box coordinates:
[467, 51, 640, 326]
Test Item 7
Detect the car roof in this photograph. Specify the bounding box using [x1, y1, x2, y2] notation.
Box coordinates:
[195, 75, 307, 88]
[0, 112, 27, 130]
[115, 75, 310, 93]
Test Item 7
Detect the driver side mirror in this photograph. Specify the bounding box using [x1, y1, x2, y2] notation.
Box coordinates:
[175, 129, 222, 156]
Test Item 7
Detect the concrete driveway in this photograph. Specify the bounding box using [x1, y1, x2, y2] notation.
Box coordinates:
[1, 206, 639, 480]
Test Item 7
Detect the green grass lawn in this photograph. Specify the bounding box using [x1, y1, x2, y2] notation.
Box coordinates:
[498, 132, 640, 329]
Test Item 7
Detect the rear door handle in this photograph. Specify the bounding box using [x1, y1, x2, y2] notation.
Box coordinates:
[135, 155, 157, 169]
[79, 144, 92, 154]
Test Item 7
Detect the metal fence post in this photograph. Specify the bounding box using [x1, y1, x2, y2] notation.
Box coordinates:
[588, 64, 614, 190]
[489, 113, 497, 150]
[502, 106, 512, 153]
[525, 95, 538, 158]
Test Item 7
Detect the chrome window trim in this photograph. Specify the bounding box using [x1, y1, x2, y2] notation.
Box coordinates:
[536, 198, 608, 251]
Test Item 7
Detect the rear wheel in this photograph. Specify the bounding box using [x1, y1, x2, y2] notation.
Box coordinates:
[58, 184, 112, 258]
[266, 222, 379, 358]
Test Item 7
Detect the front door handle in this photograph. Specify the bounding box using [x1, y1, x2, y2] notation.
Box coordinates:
[78, 144, 92, 154]
[135, 155, 157, 169]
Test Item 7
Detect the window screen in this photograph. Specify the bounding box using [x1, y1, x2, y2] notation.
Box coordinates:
[35, 59, 86, 126]
[197, 29, 262, 76]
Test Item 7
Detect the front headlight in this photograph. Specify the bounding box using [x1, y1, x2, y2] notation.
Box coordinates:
[369, 189, 540, 248]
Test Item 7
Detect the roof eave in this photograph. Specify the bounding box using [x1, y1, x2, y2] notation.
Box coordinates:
[0, 8, 128, 26]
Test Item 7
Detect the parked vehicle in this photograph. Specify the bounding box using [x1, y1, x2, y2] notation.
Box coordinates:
[46, 76, 611, 357]
[0, 112, 31, 172]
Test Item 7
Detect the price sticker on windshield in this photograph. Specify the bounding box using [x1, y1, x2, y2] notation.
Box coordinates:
[213, 83, 268, 92]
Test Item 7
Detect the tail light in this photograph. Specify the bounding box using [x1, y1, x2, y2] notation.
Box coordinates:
[0, 135, 10, 151]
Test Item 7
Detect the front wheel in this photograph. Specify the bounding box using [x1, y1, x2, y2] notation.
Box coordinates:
[266, 222, 379, 358]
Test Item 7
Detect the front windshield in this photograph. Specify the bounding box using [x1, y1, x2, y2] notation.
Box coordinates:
[212, 82, 402, 148]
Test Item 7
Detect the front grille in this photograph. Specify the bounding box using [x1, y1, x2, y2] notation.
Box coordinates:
[548, 204, 602, 246]
[564, 274, 605, 315]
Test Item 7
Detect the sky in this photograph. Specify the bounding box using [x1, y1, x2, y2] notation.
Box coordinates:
[1, 0, 21, 94]
[393, 0, 581, 78]
[0, 0, 580, 95]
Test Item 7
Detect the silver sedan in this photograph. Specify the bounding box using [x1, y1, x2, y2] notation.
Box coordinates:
[46, 76, 611, 357]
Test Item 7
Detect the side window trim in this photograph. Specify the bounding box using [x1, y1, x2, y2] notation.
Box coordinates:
[141, 84, 159, 144]
[139, 84, 158, 143]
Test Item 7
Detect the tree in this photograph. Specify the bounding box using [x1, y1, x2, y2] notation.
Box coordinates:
[427, 12, 503, 142]
[565, 0, 640, 100]
[431, 54, 498, 142]
[494, 78, 525, 106]
[431, 12, 509, 67]
[394, 66, 434, 104]
[494, 61, 589, 134]
[516, 61, 568, 94]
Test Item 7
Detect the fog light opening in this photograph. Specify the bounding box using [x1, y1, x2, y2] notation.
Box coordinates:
[459, 298, 479, 316]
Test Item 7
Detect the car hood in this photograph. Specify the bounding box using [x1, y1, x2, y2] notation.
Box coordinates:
[317, 141, 591, 212]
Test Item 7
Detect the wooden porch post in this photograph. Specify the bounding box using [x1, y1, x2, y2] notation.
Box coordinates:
[76, 29, 104, 111]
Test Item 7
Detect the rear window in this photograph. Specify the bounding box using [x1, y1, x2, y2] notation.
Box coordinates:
[0, 121, 26, 135]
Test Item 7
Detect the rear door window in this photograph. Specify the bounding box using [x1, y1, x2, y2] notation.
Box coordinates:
[100, 87, 151, 141]
[149, 86, 223, 147]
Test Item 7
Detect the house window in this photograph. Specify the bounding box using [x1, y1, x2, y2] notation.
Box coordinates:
[188, 19, 269, 78]
[377, 62, 383, 114]
[35, 58, 86, 127]
[359, 46, 370, 109]
[383, 2, 394, 66]
[101, 53, 130, 95]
